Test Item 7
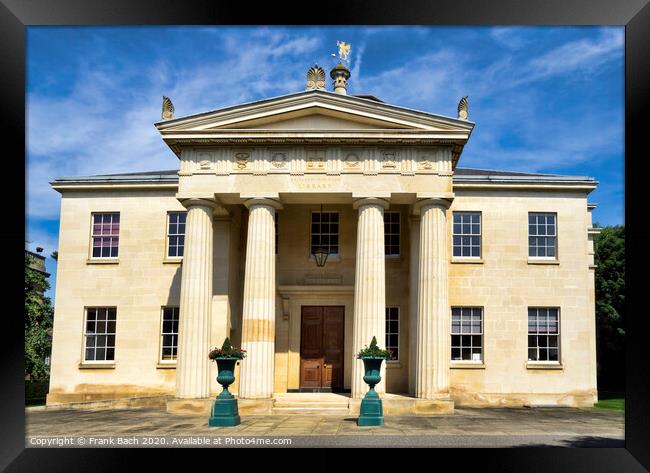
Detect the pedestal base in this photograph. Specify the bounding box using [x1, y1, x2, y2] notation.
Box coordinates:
[358, 393, 384, 426]
[208, 397, 241, 427]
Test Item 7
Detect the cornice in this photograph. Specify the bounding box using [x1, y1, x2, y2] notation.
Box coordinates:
[155, 90, 475, 133]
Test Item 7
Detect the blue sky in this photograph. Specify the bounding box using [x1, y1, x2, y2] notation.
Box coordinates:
[26, 26, 624, 299]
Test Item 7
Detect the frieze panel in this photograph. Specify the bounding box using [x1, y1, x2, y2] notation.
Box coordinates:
[306, 149, 326, 172]
[270, 149, 290, 171]
[341, 149, 362, 173]
[379, 149, 398, 171]
[178, 146, 453, 176]
[232, 150, 251, 171]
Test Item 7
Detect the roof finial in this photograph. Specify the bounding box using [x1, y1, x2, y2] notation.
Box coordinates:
[457, 96, 469, 120]
[162, 96, 175, 120]
[306, 65, 326, 91]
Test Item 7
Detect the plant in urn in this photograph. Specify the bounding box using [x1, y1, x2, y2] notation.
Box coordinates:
[356, 336, 391, 426]
[207, 338, 246, 427]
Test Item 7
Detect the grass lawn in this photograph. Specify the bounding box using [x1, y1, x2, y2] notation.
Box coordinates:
[595, 391, 625, 411]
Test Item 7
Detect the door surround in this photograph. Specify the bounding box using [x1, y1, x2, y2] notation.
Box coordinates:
[278, 285, 354, 392]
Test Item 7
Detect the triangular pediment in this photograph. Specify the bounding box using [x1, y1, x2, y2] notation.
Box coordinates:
[155, 90, 474, 136]
[218, 109, 412, 131]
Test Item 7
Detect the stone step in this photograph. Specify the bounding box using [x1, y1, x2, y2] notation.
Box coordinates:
[271, 407, 350, 415]
[273, 401, 349, 409]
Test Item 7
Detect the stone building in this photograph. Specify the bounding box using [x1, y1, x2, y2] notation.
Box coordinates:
[47, 62, 600, 413]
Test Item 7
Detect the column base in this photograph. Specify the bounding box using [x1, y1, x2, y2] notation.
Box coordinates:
[209, 398, 241, 427]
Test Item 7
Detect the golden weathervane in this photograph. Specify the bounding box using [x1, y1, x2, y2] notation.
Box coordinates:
[334, 40, 351, 64]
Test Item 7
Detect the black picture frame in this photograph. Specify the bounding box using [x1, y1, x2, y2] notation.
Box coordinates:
[3, 0, 648, 470]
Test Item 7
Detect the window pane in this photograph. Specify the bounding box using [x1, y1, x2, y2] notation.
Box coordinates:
[85, 348, 95, 361]
[95, 348, 106, 361]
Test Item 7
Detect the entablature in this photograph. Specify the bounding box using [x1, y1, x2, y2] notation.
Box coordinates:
[178, 145, 453, 177]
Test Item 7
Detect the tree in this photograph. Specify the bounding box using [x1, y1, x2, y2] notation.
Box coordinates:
[25, 255, 54, 381]
[594, 224, 625, 391]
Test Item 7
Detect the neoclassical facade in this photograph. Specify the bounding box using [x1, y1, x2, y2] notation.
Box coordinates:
[47, 64, 600, 411]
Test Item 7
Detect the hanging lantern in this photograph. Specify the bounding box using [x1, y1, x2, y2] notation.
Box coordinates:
[314, 247, 329, 267]
[313, 203, 329, 267]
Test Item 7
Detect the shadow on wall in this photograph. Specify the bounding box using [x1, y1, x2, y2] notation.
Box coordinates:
[164, 266, 182, 306]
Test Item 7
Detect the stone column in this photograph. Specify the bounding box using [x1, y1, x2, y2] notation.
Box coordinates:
[408, 215, 420, 395]
[175, 199, 217, 399]
[414, 198, 452, 399]
[352, 197, 389, 398]
[238, 198, 283, 399]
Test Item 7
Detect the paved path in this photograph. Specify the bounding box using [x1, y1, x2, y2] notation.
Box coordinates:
[25, 406, 624, 448]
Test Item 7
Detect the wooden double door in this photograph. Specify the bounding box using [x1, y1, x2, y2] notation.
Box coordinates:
[300, 306, 345, 391]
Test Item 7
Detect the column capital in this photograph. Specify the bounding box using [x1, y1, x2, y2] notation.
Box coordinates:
[243, 198, 283, 211]
[352, 197, 390, 211]
[178, 197, 221, 211]
[413, 197, 452, 215]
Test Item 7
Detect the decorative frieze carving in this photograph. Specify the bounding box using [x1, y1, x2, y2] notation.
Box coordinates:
[233, 151, 251, 171]
[270, 150, 290, 169]
[380, 150, 398, 170]
[306, 149, 326, 171]
[342, 150, 362, 172]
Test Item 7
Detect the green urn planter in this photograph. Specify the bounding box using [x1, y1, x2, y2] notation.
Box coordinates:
[208, 357, 241, 427]
[358, 356, 385, 426]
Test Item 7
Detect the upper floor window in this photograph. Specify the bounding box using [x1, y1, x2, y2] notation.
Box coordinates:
[91, 213, 120, 258]
[528, 307, 560, 362]
[452, 212, 481, 258]
[385, 307, 400, 361]
[451, 307, 483, 362]
[84, 307, 116, 362]
[160, 307, 180, 362]
[167, 212, 187, 258]
[311, 211, 339, 256]
[384, 211, 401, 256]
[528, 213, 557, 258]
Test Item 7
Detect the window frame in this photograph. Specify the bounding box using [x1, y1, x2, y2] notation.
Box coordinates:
[450, 306, 484, 363]
[528, 212, 558, 260]
[82, 307, 117, 364]
[159, 306, 180, 364]
[384, 211, 401, 257]
[452, 211, 482, 259]
[527, 307, 561, 364]
[89, 212, 120, 260]
[166, 211, 187, 260]
[310, 210, 340, 257]
[385, 306, 400, 362]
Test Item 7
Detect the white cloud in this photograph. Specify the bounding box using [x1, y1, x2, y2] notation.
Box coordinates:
[26, 28, 323, 221]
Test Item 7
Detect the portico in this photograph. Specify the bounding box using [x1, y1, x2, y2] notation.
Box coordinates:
[156, 67, 473, 405]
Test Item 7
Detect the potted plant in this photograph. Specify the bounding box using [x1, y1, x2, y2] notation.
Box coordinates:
[207, 338, 246, 427]
[356, 336, 391, 426]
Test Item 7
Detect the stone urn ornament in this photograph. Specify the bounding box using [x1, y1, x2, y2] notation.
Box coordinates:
[356, 336, 391, 426]
[208, 338, 246, 427]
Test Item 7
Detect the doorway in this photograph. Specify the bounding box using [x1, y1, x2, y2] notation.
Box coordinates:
[299, 306, 345, 392]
